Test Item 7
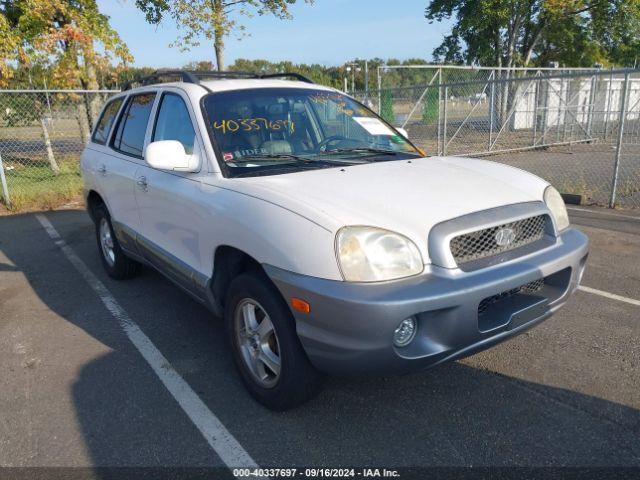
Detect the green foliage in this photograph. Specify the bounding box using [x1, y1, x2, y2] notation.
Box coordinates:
[380, 89, 395, 125]
[225, 58, 444, 92]
[3, 161, 83, 211]
[0, 0, 131, 88]
[2, 56, 445, 91]
[183, 60, 216, 71]
[228, 58, 342, 88]
[422, 87, 439, 124]
[425, 0, 640, 68]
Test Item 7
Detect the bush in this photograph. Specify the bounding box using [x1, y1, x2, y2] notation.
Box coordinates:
[422, 87, 439, 124]
[380, 89, 395, 125]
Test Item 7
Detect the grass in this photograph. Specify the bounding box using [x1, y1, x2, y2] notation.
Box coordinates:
[2, 159, 83, 212]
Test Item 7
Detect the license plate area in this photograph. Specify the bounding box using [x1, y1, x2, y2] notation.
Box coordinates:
[507, 298, 550, 330]
[476, 268, 572, 333]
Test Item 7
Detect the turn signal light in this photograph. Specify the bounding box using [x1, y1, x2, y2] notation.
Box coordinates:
[291, 298, 311, 314]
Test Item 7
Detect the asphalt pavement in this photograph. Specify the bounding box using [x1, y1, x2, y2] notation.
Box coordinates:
[0, 206, 638, 474]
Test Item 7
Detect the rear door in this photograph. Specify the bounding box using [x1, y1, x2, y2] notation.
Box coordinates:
[83, 97, 133, 226]
[133, 89, 208, 297]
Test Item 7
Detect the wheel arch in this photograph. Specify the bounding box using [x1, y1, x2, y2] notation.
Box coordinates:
[210, 245, 279, 316]
[86, 189, 106, 223]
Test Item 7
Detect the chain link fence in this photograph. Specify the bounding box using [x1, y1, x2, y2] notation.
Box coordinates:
[356, 67, 640, 209]
[1, 69, 640, 211]
[0, 89, 116, 210]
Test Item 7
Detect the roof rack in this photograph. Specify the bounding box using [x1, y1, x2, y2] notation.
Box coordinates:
[122, 69, 315, 91]
[259, 72, 315, 83]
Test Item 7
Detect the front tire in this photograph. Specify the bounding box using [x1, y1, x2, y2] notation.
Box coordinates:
[225, 271, 322, 410]
[94, 205, 141, 280]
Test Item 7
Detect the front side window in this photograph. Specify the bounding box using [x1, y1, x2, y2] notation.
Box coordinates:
[92, 97, 123, 145]
[153, 93, 196, 154]
[112, 93, 156, 157]
[201, 88, 420, 177]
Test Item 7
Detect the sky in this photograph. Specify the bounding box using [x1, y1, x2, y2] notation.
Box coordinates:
[97, 0, 453, 68]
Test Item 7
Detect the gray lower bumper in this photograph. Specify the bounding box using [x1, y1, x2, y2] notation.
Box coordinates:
[265, 228, 589, 376]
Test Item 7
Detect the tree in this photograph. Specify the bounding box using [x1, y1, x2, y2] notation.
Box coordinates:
[1, 0, 131, 134]
[135, 0, 313, 72]
[184, 60, 216, 71]
[0, 2, 20, 86]
[425, 0, 640, 68]
[1, 0, 131, 88]
[228, 58, 339, 87]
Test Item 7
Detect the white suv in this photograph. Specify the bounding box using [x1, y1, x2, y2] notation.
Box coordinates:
[81, 70, 589, 410]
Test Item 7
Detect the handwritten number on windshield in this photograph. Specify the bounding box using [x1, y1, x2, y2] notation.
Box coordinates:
[213, 118, 295, 134]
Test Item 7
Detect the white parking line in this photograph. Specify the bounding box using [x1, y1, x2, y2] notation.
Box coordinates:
[578, 285, 640, 307]
[35, 214, 259, 470]
[567, 207, 640, 222]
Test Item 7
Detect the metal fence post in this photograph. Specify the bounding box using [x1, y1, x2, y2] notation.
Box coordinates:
[437, 69, 443, 155]
[0, 151, 11, 208]
[586, 74, 597, 138]
[561, 80, 569, 143]
[610, 72, 630, 208]
[377, 67, 382, 114]
[532, 75, 540, 147]
[489, 71, 495, 150]
[604, 68, 614, 139]
[443, 86, 449, 156]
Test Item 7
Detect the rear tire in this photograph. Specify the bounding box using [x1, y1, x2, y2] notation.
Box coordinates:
[225, 271, 322, 410]
[94, 205, 141, 280]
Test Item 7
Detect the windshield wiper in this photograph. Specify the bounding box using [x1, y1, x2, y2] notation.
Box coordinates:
[236, 153, 365, 166]
[320, 147, 399, 157]
[234, 153, 314, 164]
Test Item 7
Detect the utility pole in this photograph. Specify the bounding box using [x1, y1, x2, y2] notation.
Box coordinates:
[365, 60, 369, 100]
[345, 62, 362, 94]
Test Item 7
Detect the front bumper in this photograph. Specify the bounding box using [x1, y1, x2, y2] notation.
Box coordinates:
[265, 227, 589, 376]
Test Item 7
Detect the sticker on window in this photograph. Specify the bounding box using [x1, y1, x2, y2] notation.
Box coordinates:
[223, 152, 234, 162]
[353, 117, 395, 136]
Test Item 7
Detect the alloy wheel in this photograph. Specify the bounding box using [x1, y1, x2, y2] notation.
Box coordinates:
[234, 298, 282, 388]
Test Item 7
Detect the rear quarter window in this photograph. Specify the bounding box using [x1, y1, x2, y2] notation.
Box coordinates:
[92, 98, 124, 145]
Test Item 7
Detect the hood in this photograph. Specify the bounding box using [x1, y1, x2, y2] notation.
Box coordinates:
[231, 156, 549, 261]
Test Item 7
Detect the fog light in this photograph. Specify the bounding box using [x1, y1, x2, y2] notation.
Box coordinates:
[393, 318, 416, 347]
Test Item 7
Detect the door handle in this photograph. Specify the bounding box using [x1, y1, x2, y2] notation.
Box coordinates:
[97, 164, 107, 175]
[136, 176, 148, 191]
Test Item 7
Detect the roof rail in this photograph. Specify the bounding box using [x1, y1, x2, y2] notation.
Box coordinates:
[122, 70, 200, 91]
[258, 73, 314, 83]
[121, 69, 314, 91]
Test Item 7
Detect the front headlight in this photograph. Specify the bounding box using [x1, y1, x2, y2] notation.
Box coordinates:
[336, 226, 423, 282]
[544, 186, 570, 232]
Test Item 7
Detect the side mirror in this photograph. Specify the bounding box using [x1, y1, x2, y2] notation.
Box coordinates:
[396, 127, 409, 139]
[145, 140, 198, 172]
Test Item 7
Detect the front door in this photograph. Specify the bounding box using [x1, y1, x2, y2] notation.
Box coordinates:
[134, 91, 207, 297]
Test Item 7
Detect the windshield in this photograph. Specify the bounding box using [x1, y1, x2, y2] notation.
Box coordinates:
[201, 88, 421, 177]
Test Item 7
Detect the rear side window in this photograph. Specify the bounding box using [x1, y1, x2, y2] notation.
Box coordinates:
[92, 98, 123, 145]
[152, 93, 196, 154]
[111, 93, 156, 157]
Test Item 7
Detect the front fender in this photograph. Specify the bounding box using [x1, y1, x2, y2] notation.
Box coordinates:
[199, 182, 342, 281]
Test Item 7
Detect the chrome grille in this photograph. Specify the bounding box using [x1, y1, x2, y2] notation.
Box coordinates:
[450, 215, 547, 265]
[478, 278, 545, 316]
